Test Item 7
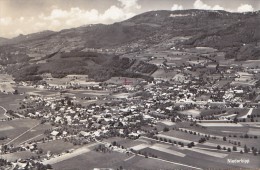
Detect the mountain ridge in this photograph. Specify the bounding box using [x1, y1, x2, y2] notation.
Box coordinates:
[0, 9, 259, 82]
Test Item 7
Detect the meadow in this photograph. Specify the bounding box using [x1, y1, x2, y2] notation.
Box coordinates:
[38, 139, 76, 155]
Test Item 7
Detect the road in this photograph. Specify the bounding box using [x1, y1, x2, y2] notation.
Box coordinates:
[42, 142, 99, 165]
[240, 108, 253, 119]
[0, 105, 10, 118]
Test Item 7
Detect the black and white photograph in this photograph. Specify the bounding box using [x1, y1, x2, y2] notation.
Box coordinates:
[0, 0, 260, 169]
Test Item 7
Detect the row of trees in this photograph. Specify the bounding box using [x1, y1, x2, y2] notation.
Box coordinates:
[217, 145, 260, 156]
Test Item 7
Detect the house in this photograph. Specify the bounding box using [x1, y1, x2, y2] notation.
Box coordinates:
[79, 131, 91, 137]
[128, 132, 140, 138]
[50, 130, 60, 139]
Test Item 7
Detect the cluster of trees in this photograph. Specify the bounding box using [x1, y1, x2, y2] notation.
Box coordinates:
[11, 64, 43, 82]
[6, 50, 155, 83]
[0, 136, 7, 140]
[153, 136, 185, 147]
[217, 145, 236, 152]
[131, 61, 157, 74]
[224, 134, 259, 140]
[163, 127, 169, 132]
[95, 144, 111, 153]
[198, 137, 207, 143]
[0, 158, 11, 167]
[179, 129, 212, 141]
[187, 142, 195, 148]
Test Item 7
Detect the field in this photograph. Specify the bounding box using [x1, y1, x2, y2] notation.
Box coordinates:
[160, 120, 176, 126]
[0, 119, 51, 146]
[112, 93, 130, 99]
[183, 125, 249, 137]
[156, 134, 194, 144]
[42, 142, 98, 165]
[53, 148, 197, 170]
[185, 47, 218, 53]
[242, 60, 260, 68]
[200, 141, 243, 151]
[52, 151, 129, 170]
[1, 151, 37, 162]
[161, 130, 201, 142]
[17, 86, 61, 97]
[184, 147, 228, 158]
[176, 125, 260, 152]
[149, 144, 186, 157]
[0, 119, 39, 137]
[140, 147, 239, 170]
[62, 89, 110, 100]
[225, 152, 260, 169]
[247, 128, 260, 136]
[106, 77, 143, 85]
[103, 137, 148, 148]
[197, 123, 243, 127]
[38, 140, 76, 154]
[179, 109, 201, 117]
[131, 144, 150, 150]
[0, 93, 24, 111]
[123, 155, 191, 170]
[152, 69, 177, 79]
[0, 74, 15, 93]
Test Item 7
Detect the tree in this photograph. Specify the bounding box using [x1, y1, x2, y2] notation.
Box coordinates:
[13, 89, 19, 95]
[233, 146, 237, 151]
[233, 117, 238, 123]
[199, 138, 206, 143]
[217, 145, 221, 150]
[244, 145, 249, 153]
[163, 127, 169, 132]
[46, 164, 52, 169]
[188, 142, 195, 148]
[252, 148, 257, 156]
[112, 141, 117, 146]
[223, 136, 227, 141]
[37, 148, 43, 154]
[227, 148, 231, 152]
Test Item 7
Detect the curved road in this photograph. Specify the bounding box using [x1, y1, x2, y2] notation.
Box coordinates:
[0, 106, 10, 118]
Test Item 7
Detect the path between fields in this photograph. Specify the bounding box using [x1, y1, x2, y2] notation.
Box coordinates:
[124, 155, 135, 161]
[42, 142, 99, 165]
[5, 123, 41, 145]
[19, 134, 43, 145]
[0, 106, 10, 118]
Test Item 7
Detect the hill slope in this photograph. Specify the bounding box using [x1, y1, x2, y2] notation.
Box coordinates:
[0, 10, 259, 81]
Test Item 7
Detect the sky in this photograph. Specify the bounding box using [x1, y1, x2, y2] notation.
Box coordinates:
[0, 0, 259, 38]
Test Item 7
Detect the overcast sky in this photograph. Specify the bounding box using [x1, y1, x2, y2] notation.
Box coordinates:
[0, 0, 259, 38]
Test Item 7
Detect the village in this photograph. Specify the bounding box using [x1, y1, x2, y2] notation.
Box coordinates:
[0, 46, 260, 170]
